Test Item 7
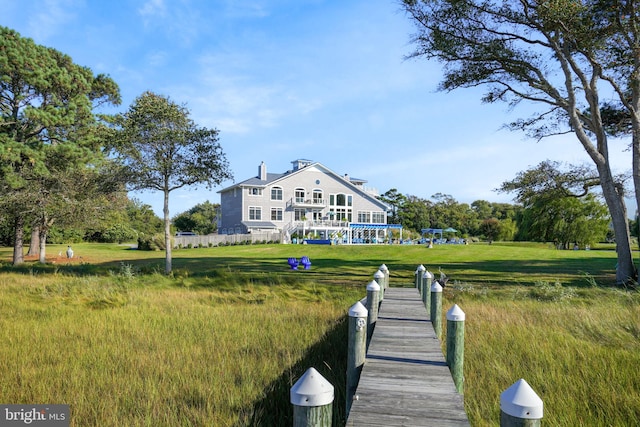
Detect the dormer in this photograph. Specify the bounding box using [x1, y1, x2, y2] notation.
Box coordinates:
[291, 159, 313, 171]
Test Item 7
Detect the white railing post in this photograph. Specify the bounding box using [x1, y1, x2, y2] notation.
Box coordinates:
[422, 270, 433, 312]
[291, 367, 334, 427]
[365, 280, 380, 346]
[415, 265, 426, 289]
[374, 270, 385, 302]
[430, 281, 443, 338]
[346, 301, 368, 417]
[500, 379, 543, 426]
[379, 264, 389, 289]
[446, 304, 465, 393]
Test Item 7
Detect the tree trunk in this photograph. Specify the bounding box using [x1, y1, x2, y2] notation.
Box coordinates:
[631, 46, 640, 263]
[38, 227, 47, 264]
[164, 189, 172, 274]
[598, 167, 637, 284]
[27, 225, 40, 256]
[12, 215, 24, 265]
[631, 93, 640, 259]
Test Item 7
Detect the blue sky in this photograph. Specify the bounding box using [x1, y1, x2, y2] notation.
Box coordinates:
[2, 0, 633, 217]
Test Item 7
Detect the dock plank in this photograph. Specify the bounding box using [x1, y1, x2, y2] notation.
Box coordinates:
[346, 287, 469, 426]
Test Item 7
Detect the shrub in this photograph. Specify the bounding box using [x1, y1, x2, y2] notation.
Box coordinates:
[529, 281, 577, 302]
[137, 234, 166, 251]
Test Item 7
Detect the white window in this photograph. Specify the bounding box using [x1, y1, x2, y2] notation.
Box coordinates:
[295, 188, 305, 203]
[249, 187, 262, 196]
[336, 208, 351, 222]
[249, 207, 262, 220]
[372, 212, 385, 223]
[271, 208, 283, 221]
[358, 211, 371, 223]
[332, 193, 352, 221]
[294, 209, 306, 221]
[271, 187, 283, 200]
[312, 189, 323, 204]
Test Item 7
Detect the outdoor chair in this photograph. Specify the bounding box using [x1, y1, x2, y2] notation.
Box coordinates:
[300, 256, 312, 270]
[287, 257, 299, 270]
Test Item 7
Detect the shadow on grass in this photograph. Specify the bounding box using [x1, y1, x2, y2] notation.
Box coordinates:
[0, 245, 624, 288]
[236, 315, 350, 427]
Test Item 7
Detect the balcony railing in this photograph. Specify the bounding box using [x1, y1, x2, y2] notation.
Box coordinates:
[289, 198, 327, 208]
[297, 219, 349, 228]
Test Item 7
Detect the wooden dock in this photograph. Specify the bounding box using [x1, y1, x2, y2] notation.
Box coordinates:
[346, 286, 470, 426]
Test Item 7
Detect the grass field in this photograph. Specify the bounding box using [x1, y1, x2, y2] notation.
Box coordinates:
[0, 242, 638, 426]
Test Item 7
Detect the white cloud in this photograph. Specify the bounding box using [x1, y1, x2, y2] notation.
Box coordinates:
[26, 0, 81, 41]
[138, 0, 166, 18]
[145, 50, 169, 67]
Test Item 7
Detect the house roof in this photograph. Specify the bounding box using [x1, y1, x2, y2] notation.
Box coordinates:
[237, 172, 287, 187]
[219, 161, 366, 191]
[218, 160, 388, 210]
[242, 221, 278, 229]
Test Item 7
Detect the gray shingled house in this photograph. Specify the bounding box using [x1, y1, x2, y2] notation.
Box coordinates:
[217, 159, 396, 244]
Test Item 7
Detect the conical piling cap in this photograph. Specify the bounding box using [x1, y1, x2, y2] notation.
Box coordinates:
[348, 300, 368, 318]
[446, 304, 465, 321]
[290, 367, 334, 406]
[500, 379, 543, 419]
[424, 270, 433, 279]
[431, 282, 443, 292]
[415, 264, 426, 274]
[366, 280, 380, 291]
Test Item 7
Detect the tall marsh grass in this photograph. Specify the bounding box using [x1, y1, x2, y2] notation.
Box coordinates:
[0, 243, 638, 425]
[445, 283, 640, 426]
[0, 269, 361, 426]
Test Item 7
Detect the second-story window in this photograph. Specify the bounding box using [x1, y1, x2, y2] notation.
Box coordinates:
[271, 186, 283, 200]
[313, 189, 323, 204]
[295, 188, 305, 203]
[249, 187, 262, 196]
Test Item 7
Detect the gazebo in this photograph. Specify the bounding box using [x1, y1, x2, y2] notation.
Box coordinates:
[421, 228, 443, 243]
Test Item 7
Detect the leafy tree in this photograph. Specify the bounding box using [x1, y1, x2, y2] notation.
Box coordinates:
[501, 161, 610, 247]
[378, 188, 407, 224]
[425, 193, 476, 236]
[172, 201, 220, 235]
[499, 218, 518, 241]
[125, 199, 163, 237]
[524, 194, 610, 248]
[0, 26, 120, 264]
[108, 92, 232, 274]
[471, 200, 493, 221]
[401, 0, 637, 283]
[479, 218, 501, 244]
[398, 195, 431, 233]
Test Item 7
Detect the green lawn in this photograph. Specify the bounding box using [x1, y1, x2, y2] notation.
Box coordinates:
[0, 242, 638, 426]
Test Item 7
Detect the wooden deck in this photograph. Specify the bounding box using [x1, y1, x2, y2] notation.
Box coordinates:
[346, 286, 470, 426]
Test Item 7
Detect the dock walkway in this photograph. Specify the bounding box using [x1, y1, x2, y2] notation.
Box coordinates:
[346, 286, 470, 426]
